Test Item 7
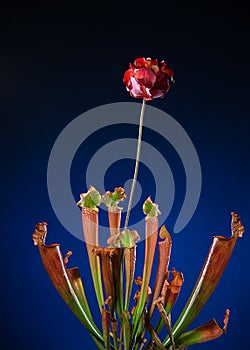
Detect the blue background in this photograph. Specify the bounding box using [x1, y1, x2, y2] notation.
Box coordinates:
[1, 1, 249, 349]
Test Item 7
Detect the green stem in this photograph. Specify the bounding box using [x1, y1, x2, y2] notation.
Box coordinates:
[111, 318, 119, 350]
[121, 310, 131, 350]
[92, 336, 106, 350]
[124, 98, 146, 230]
[124, 246, 136, 311]
[155, 302, 175, 349]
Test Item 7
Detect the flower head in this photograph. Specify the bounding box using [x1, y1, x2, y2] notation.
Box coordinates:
[123, 57, 174, 100]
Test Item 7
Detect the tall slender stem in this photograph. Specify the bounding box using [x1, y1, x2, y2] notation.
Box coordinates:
[124, 98, 146, 230]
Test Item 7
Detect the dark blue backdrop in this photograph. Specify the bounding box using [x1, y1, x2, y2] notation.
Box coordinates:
[1, 2, 249, 349]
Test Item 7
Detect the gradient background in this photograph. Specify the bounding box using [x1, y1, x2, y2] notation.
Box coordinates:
[1, 2, 249, 349]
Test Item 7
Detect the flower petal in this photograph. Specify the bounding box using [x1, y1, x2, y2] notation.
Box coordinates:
[134, 67, 156, 89]
[123, 57, 174, 100]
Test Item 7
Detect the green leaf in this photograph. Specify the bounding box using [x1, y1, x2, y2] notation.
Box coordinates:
[102, 299, 111, 350]
[111, 249, 124, 321]
[175, 311, 230, 348]
[120, 229, 140, 248]
[132, 211, 159, 341]
[148, 225, 172, 320]
[37, 243, 103, 342]
[107, 207, 122, 236]
[102, 187, 126, 208]
[111, 318, 119, 350]
[94, 247, 116, 317]
[124, 247, 136, 311]
[155, 268, 184, 334]
[163, 212, 244, 347]
[107, 229, 140, 249]
[67, 267, 93, 321]
[80, 207, 104, 313]
[121, 310, 131, 350]
[77, 185, 101, 211]
[142, 197, 161, 220]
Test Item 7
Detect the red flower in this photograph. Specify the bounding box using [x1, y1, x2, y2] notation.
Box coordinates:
[123, 57, 174, 100]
